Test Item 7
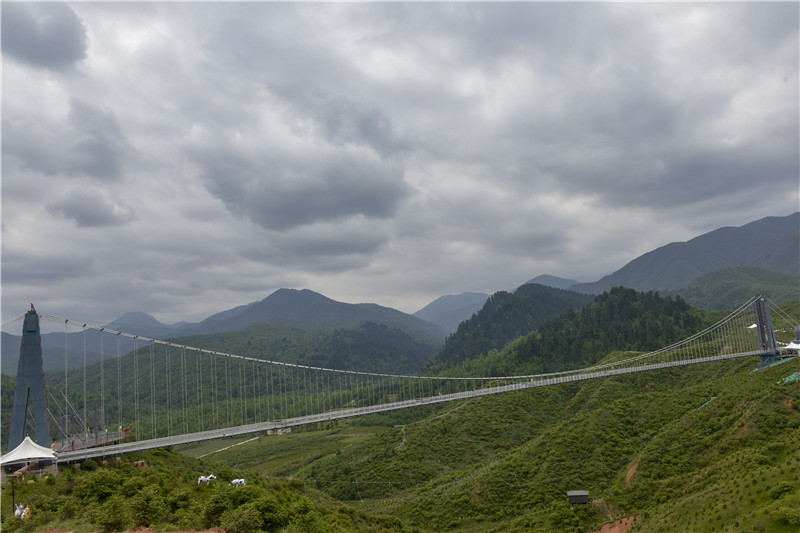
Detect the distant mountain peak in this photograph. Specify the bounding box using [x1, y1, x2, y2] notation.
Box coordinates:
[523, 275, 580, 290]
[106, 311, 165, 329]
[414, 292, 490, 335]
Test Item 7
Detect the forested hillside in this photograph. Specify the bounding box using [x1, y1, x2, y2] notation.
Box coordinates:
[428, 283, 593, 371]
[182, 353, 800, 532]
[438, 287, 704, 377]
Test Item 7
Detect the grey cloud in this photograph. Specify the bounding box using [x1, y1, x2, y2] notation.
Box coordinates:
[182, 4, 411, 158]
[47, 189, 135, 227]
[1, 252, 93, 286]
[242, 223, 388, 273]
[66, 99, 129, 181]
[192, 145, 411, 231]
[313, 97, 411, 158]
[3, 99, 129, 181]
[1, 2, 87, 70]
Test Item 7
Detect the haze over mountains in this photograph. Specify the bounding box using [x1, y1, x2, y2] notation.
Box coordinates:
[2, 212, 797, 374]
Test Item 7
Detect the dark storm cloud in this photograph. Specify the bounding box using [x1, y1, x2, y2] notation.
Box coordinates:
[1, 2, 87, 70]
[191, 145, 411, 231]
[47, 189, 135, 228]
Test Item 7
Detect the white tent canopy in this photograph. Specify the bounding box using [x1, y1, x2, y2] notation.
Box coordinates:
[0, 436, 56, 465]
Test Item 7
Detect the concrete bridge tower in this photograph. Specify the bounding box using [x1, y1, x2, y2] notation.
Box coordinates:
[7, 306, 51, 450]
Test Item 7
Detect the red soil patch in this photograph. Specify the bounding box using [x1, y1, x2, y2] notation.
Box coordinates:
[626, 457, 640, 484]
[592, 514, 641, 533]
[783, 397, 797, 411]
[735, 422, 752, 438]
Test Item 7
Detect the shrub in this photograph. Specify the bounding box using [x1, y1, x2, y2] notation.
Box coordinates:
[73, 469, 123, 503]
[97, 495, 130, 532]
[769, 481, 794, 500]
[220, 503, 264, 533]
[775, 506, 800, 526]
[253, 494, 290, 530]
[120, 475, 146, 497]
[129, 486, 167, 527]
[57, 498, 79, 520]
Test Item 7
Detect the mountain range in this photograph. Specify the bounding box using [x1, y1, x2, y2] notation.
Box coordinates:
[568, 212, 798, 294]
[1, 289, 446, 374]
[2, 212, 797, 374]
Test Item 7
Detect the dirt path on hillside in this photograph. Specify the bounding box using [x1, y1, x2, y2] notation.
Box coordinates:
[625, 457, 640, 483]
[592, 514, 640, 533]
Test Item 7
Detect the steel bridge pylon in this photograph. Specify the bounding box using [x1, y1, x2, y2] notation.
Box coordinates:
[8, 305, 52, 450]
[754, 295, 779, 369]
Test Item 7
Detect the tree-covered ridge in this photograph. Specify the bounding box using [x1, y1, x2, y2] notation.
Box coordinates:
[304, 322, 438, 372]
[443, 287, 704, 377]
[173, 320, 439, 374]
[428, 283, 594, 370]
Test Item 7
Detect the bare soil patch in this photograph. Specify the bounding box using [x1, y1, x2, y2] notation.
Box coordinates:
[625, 457, 640, 483]
[592, 514, 640, 533]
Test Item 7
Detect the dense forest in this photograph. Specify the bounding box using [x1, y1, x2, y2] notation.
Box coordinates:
[439, 287, 705, 377]
[428, 283, 593, 370]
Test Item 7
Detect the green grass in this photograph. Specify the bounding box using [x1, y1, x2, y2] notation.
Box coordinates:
[185, 356, 800, 532]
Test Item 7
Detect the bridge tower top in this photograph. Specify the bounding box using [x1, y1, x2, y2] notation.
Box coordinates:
[8, 306, 51, 450]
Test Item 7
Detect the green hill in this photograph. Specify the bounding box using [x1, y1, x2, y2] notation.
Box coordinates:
[437, 287, 704, 377]
[428, 283, 593, 371]
[183, 354, 800, 532]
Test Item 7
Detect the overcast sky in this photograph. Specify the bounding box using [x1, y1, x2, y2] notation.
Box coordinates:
[2, 1, 798, 328]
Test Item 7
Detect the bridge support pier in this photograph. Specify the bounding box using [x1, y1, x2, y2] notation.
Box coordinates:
[754, 296, 779, 369]
[8, 306, 51, 450]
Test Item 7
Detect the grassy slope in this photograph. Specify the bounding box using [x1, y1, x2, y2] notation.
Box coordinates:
[201, 356, 800, 533]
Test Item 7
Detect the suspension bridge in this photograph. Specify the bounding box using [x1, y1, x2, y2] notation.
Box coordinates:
[2, 294, 797, 464]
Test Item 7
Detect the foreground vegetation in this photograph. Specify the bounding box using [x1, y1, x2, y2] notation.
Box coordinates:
[0, 447, 409, 533]
[5, 355, 796, 533]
